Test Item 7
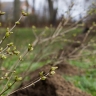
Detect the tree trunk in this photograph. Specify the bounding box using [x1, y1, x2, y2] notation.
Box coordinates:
[47, 0, 57, 25]
[0, 0, 2, 21]
[13, 0, 21, 22]
[25, 0, 29, 12]
[32, 0, 35, 14]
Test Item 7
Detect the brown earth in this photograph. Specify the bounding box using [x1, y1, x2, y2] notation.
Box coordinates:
[57, 63, 84, 76]
[11, 63, 91, 96]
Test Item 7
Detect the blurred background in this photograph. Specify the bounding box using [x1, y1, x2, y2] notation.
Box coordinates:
[0, 0, 95, 27]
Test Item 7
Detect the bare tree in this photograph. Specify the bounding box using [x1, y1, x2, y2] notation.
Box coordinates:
[13, 0, 21, 21]
[47, 0, 58, 25]
[32, 0, 35, 14]
[25, 0, 29, 12]
[0, 0, 1, 11]
[84, 0, 96, 26]
[0, 0, 2, 21]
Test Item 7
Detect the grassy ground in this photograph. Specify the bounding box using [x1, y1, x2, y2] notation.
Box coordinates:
[0, 27, 96, 96]
[66, 58, 96, 96]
